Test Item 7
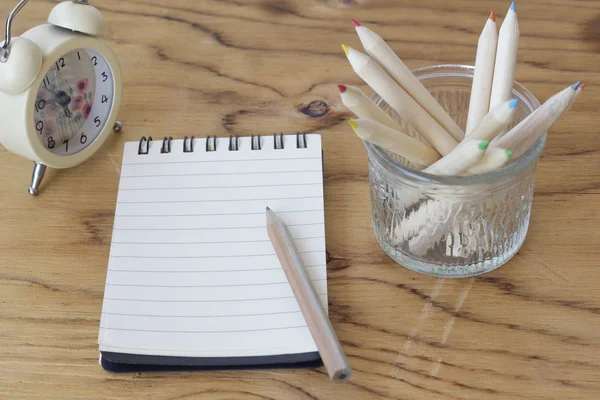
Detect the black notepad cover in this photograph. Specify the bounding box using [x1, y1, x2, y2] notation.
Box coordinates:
[101, 351, 322, 373]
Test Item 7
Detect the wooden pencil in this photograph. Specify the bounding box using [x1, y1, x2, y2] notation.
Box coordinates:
[423, 140, 489, 176]
[266, 207, 352, 383]
[493, 81, 582, 158]
[489, 2, 519, 113]
[338, 84, 406, 132]
[348, 119, 441, 166]
[342, 44, 458, 155]
[464, 147, 513, 175]
[353, 20, 465, 142]
[465, 98, 518, 142]
[466, 11, 498, 134]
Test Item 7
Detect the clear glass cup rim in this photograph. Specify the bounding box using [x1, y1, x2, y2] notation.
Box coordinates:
[365, 64, 545, 186]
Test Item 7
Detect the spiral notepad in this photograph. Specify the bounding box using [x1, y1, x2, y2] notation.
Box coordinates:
[98, 133, 327, 372]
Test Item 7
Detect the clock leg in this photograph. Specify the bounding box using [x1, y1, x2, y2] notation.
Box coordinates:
[113, 121, 123, 132]
[28, 162, 47, 196]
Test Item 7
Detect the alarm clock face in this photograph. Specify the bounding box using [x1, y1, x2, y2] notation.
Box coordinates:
[33, 48, 114, 155]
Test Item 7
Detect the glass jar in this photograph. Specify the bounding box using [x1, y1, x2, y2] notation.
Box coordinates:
[366, 64, 544, 278]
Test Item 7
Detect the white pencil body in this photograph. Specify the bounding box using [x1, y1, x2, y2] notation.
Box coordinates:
[356, 26, 465, 142]
[423, 140, 489, 176]
[466, 16, 498, 134]
[493, 84, 578, 158]
[489, 6, 519, 112]
[466, 98, 518, 142]
[349, 119, 441, 166]
[343, 45, 458, 155]
[339, 85, 405, 131]
[464, 148, 513, 175]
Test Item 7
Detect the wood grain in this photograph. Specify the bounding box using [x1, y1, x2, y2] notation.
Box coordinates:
[1, 0, 599, 398]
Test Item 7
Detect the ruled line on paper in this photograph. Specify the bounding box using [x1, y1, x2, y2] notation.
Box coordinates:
[111, 237, 325, 245]
[118, 183, 322, 191]
[99, 326, 308, 334]
[120, 170, 323, 178]
[105, 279, 327, 288]
[117, 196, 323, 204]
[104, 294, 326, 303]
[114, 209, 324, 217]
[121, 157, 323, 166]
[102, 311, 303, 318]
[112, 223, 324, 231]
[109, 250, 323, 259]
[107, 265, 325, 273]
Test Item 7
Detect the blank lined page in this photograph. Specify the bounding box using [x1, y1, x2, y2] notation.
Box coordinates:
[98, 135, 327, 358]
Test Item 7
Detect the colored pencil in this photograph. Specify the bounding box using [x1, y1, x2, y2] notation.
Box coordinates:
[338, 84, 406, 132]
[354, 20, 465, 142]
[266, 207, 352, 383]
[423, 140, 490, 176]
[493, 81, 582, 158]
[465, 98, 518, 142]
[464, 147, 513, 175]
[348, 119, 441, 166]
[342, 44, 458, 155]
[489, 2, 519, 113]
[466, 11, 498, 134]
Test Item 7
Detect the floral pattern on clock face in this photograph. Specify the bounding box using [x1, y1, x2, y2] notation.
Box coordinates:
[34, 48, 114, 156]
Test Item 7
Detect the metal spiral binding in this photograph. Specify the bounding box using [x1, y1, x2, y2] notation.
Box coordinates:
[161, 137, 173, 153]
[296, 132, 307, 149]
[138, 136, 152, 155]
[229, 136, 240, 151]
[183, 136, 194, 153]
[137, 133, 309, 155]
[251, 135, 261, 150]
[274, 133, 284, 150]
[206, 136, 217, 152]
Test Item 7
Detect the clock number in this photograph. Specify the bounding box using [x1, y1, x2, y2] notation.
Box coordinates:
[80, 132, 88, 144]
[94, 116, 101, 128]
[47, 136, 55, 149]
[55, 57, 65, 71]
[36, 121, 43, 134]
[101, 71, 108, 82]
[102, 94, 108, 104]
[35, 99, 46, 112]
[43, 76, 51, 88]
[91, 56, 98, 66]
[63, 139, 69, 152]
[77, 51, 81, 60]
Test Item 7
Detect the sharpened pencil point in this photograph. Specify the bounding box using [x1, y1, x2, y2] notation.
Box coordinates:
[571, 81, 581, 91]
[266, 206, 271, 211]
[479, 141, 490, 150]
[489, 11, 496, 21]
[510, 1, 516, 12]
[348, 120, 358, 130]
[505, 150, 514, 158]
[341, 44, 350, 55]
[338, 84, 347, 93]
[508, 98, 519, 109]
[580, 82, 587, 90]
[352, 19, 361, 27]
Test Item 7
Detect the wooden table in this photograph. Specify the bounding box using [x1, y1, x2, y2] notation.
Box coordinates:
[1, 0, 599, 398]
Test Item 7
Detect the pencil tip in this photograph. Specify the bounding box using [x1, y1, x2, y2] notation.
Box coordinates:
[266, 206, 271, 212]
[508, 98, 519, 109]
[341, 44, 350, 55]
[479, 141, 490, 150]
[510, 1, 516, 12]
[338, 84, 347, 93]
[489, 11, 496, 21]
[579, 82, 586, 91]
[348, 120, 358, 130]
[505, 150, 514, 158]
[571, 81, 581, 91]
[352, 19, 361, 27]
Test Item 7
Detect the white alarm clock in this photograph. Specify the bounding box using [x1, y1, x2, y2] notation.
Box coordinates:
[0, 0, 122, 195]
